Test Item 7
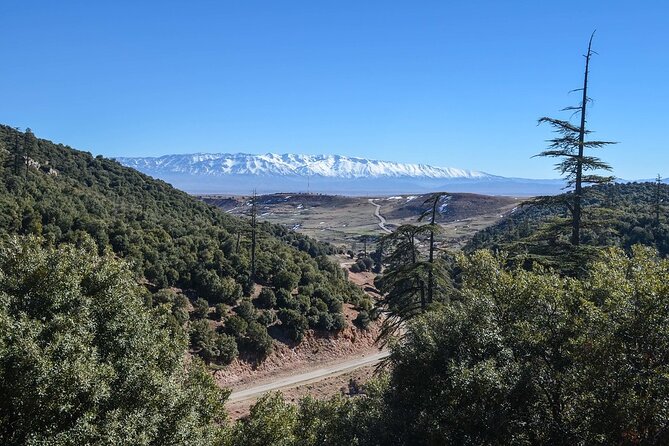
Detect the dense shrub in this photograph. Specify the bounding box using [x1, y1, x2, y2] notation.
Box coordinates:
[214, 303, 227, 320]
[279, 309, 309, 342]
[244, 322, 273, 357]
[192, 297, 210, 319]
[331, 313, 347, 331]
[256, 287, 277, 309]
[353, 311, 371, 329]
[223, 314, 249, 338]
[272, 269, 300, 291]
[257, 309, 277, 327]
[234, 298, 256, 322]
[190, 319, 238, 365]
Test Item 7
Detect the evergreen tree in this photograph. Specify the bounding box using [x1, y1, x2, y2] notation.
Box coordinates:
[250, 189, 258, 282]
[376, 224, 430, 340]
[0, 237, 227, 444]
[418, 192, 447, 304]
[534, 32, 616, 246]
[22, 128, 36, 176]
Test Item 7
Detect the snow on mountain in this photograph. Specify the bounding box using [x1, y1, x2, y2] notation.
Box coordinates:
[115, 153, 491, 180]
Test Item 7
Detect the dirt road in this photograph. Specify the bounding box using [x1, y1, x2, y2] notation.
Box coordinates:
[368, 199, 392, 233]
[228, 349, 389, 403]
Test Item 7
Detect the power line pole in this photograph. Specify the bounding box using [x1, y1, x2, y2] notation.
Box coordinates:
[250, 189, 257, 282]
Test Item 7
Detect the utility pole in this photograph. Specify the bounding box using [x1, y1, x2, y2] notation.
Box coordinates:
[250, 189, 257, 282]
[655, 174, 662, 226]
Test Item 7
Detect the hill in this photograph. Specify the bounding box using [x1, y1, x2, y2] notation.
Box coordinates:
[0, 125, 369, 365]
[466, 182, 669, 259]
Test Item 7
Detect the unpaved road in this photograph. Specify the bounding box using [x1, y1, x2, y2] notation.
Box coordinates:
[368, 199, 392, 233]
[228, 349, 389, 403]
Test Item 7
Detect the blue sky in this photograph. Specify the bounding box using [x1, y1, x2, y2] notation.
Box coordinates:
[1, 1, 667, 179]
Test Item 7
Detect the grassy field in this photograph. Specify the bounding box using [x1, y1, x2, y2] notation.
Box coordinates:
[199, 192, 523, 250]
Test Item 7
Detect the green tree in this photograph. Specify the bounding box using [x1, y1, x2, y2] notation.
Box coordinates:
[379, 247, 669, 445]
[418, 192, 448, 304]
[192, 297, 210, 319]
[535, 32, 616, 246]
[22, 128, 37, 176]
[244, 321, 273, 357]
[221, 393, 297, 446]
[0, 236, 227, 445]
[279, 308, 309, 342]
[257, 287, 277, 309]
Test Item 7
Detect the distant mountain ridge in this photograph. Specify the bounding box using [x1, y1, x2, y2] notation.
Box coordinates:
[115, 152, 569, 196]
[116, 153, 492, 180]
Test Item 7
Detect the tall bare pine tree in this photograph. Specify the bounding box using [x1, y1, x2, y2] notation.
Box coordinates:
[535, 32, 615, 246]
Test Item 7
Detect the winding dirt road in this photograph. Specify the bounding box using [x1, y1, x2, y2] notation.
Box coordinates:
[228, 349, 389, 403]
[368, 199, 392, 233]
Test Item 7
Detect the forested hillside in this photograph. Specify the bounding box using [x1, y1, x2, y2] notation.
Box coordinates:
[0, 125, 368, 365]
[222, 247, 669, 445]
[467, 182, 669, 262]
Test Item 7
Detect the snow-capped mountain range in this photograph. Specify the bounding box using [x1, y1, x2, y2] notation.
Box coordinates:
[116, 153, 492, 180]
[115, 152, 564, 196]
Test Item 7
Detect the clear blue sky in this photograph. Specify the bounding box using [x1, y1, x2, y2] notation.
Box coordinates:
[2, 1, 667, 179]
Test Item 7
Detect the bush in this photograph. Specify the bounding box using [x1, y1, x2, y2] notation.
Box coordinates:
[316, 312, 334, 331]
[214, 303, 227, 320]
[215, 276, 243, 305]
[224, 314, 249, 338]
[153, 288, 179, 305]
[244, 322, 273, 357]
[152, 288, 190, 324]
[256, 287, 277, 309]
[190, 320, 238, 364]
[311, 297, 328, 313]
[273, 269, 300, 291]
[357, 298, 373, 313]
[278, 309, 309, 342]
[234, 298, 256, 322]
[215, 332, 239, 365]
[331, 313, 347, 331]
[276, 288, 293, 307]
[296, 294, 312, 313]
[350, 263, 361, 273]
[322, 294, 343, 313]
[354, 311, 371, 329]
[192, 297, 210, 319]
[257, 309, 277, 327]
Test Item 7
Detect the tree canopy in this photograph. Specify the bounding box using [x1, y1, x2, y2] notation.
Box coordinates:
[0, 236, 228, 445]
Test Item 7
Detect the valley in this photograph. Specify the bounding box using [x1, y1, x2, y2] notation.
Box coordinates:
[200, 192, 521, 249]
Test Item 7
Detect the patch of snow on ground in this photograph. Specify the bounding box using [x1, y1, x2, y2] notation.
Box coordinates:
[438, 196, 452, 214]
